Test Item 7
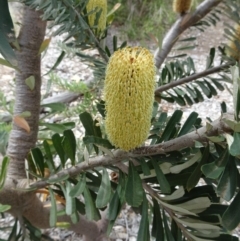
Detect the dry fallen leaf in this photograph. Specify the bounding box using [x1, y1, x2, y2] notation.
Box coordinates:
[13, 115, 31, 133]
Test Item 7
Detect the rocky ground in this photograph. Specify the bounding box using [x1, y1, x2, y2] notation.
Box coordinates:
[0, 3, 237, 241]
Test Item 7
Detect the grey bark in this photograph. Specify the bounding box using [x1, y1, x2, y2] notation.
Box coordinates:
[7, 7, 46, 179]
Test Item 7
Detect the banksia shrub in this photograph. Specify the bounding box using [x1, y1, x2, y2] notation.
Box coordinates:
[104, 47, 156, 151]
[173, 0, 192, 14]
[86, 0, 107, 33]
[226, 24, 240, 61]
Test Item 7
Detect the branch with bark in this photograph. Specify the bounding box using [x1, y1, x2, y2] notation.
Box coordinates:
[154, 0, 223, 69]
[31, 113, 233, 190]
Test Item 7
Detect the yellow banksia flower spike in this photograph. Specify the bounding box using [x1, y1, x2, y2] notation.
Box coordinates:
[104, 47, 156, 151]
[173, 0, 192, 14]
[86, 0, 107, 33]
[226, 24, 240, 61]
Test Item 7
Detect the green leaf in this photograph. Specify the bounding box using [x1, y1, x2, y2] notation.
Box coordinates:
[207, 135, 225, 143]
[83, 136, 114, 149]
[108, 191, 121, 221]
[48, 173, 69, 184]
[80, 112, 95, 136]
[43, 140, 55, 172]
[96, 169, 112, 208]
[196, 81, 211, 98]
[137, 194, 150, 241]
[84, 187, 100, 221]
[49, 188, 57, 227]
[0, 0, 17, 67]
[231, 66, 240, 121]
[65, 181, 76, 215]
[62, 129, 76, 165]
[126, 162, 144, 207]
[217, 155, 237, 201]
[201, 149, 229, 179]
[0, 203, 10, 212]
[222, 190, 240, 231]
[56, 222, 71, 229]
[38, 38, 51, 55]
[162, 210, 175, 241]
[230, 132, 240, 156]
[152, 199, 164, 240]
[194, 87, 204, 102]
[44, 51, 66, 76]
[30, 148, 45, 177]
[211, 78, 224, 91]
[223, 119, 240, 132]
[18, 111, 31, 118]
[69, 174, 86, 197]
[0, 156, 9, 190]
[170, 151, 201, 174]
[25, 75, 35, 90]
[160, 110, 183, 142]
[0, 57, 17, 69]
[52, 133, 66, 167]
[96, 100, 106, 117]
[41, 102, 66, 112]
[40, 122, 75, 133]
[151, 159, 171, 194]
[178, 112, 198, 137]
[186, 146, 209, 191]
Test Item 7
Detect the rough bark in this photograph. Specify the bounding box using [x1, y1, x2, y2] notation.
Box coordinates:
[6, 7, 46, 179]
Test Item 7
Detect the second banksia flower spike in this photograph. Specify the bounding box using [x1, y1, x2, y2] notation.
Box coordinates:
[86, 0, 107, 33]
[173, 0, 192, 14]
[226, 24, 240, 61]
[104, 47, 156, 151]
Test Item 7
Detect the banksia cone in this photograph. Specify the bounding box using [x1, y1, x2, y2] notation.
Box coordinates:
[226, 24, 240, 61]
[86, 0, 107, 33]
[104, 47, 156, 151]
[173, 0, 192, 14]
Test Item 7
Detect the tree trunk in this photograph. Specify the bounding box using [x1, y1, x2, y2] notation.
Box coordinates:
[7, 6, 46, 180]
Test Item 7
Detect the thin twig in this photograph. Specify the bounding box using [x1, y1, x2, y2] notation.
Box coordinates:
[155, 63, 232, 93]
[154, 0, 223, 69]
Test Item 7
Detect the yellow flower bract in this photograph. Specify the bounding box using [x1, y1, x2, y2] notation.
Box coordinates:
[86, 0, 107, 33]
[104, 47, 156, 151]
[226, 25, 240, 61]
[173, 0, 192, 14]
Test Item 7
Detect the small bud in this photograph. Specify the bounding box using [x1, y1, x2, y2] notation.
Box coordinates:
[104, 47, 156, 151]
[173, 0, 192, 14]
